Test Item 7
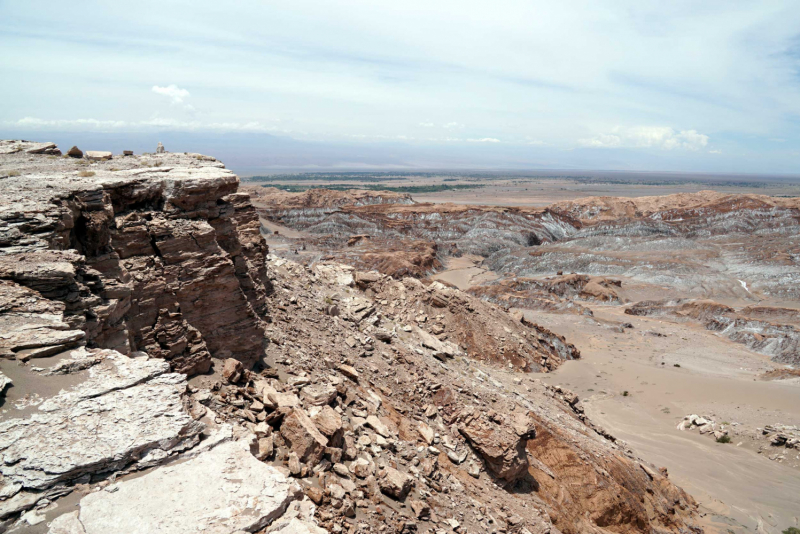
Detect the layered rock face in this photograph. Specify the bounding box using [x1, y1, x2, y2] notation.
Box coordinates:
[626, 299, 800, 365]
[0, 147, 270, 374]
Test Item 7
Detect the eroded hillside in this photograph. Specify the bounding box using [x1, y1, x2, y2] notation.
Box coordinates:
[0, 142, 704, 534]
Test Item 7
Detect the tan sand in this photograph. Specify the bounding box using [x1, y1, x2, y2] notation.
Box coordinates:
[526, 304, 800, 533]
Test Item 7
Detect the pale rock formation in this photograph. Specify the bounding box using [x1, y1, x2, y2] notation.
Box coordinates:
[0, 351, 202, 492]
[46, 441, 321, 534]
[84, 151, 112, 161]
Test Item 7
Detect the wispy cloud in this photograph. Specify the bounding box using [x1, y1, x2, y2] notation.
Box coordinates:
[467, 137, 501, 143]
[8, 116, 281, 133]
[579, 127, 709, 151]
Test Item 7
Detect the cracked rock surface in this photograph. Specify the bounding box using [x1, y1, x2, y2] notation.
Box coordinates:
[47, 441, 311, 534]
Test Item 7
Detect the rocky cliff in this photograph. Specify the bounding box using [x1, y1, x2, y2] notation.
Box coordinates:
[1, 142, 270, 375]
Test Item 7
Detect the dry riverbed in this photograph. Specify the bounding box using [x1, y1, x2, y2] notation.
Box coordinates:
[527, 304, 800, 534]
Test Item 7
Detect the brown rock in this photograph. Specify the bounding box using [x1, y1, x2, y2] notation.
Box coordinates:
[378, 467, 414, 500]
[255, 435, 274, 461]
[67, 146, 83, 158]
[280, 409, 329, 465]
[338, 364, 359, 381]
[311, 405, 343, 440]
[409, 499, 430, 520]
[417, 421, 434, 445]
[350, 457, 375, 479]
[458, 408, 536, 482]
[305, 486, 324, 505]
[288, 452, 302, 476]
[222, 358, 244, 383]
[301, 383, 338, 406]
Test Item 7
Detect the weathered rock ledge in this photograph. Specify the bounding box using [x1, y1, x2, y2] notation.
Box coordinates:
[1, 144, 271, 374]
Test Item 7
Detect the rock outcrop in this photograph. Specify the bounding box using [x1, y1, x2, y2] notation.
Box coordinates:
[0, 147, 271, 374]
[0, 352, 201, 492]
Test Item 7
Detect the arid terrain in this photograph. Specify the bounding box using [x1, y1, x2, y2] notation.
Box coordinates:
[0, 140, 797, 534]
[245, 173, 800, 534]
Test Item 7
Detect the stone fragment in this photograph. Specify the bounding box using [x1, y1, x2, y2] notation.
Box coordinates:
[281, 409, 329, 465]
[379, 467, 414, 500]
[85, 150, 112, 161]
[46, 441, 307, 534]
[67, 146, 83, 158]
[301, 383, 337, 406]
[418, 421, 434, 445]
[458, 408, 536, 482]
[311, 405, 343, 440]
[366, 415, 391, 437]
[350, 458, 375, 479]
[354, 271, 381, 288]
[222, 357, 244, 383]
[156, 141, 166, 153]
[123, 150, 134, 156]
[409, 499, 431, 520]
[256, 435, 274, 460]
[333, 463, 351, 478]
[338, 364, 359, 381]
[0, 371, 10, 396]
[288, 452, 302, 476]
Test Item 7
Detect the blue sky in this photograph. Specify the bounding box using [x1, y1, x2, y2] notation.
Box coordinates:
[1, 1, 799, 172]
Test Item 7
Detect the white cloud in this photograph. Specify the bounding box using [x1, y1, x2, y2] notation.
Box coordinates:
[709, 149, 722, 154]
[419, 122, 435, 127]
[467, 137, 501, 143]
[152, 84, 191, 105]
[443, 122, 462, 130]
[579, 127, 709, 151]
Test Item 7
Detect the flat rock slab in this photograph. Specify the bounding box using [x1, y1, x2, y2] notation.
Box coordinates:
[48, 441, 306, 534]
[0, 351, 203, 490]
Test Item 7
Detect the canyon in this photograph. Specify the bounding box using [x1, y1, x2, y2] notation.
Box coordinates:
[0, 140, 797, 534]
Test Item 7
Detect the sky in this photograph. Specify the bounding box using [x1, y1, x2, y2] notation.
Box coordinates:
[1, 1, 799, 173]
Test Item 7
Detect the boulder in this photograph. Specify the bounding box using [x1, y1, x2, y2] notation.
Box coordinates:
[301, 383, 337, 406]
[457, 407, 536, 482]
[350, 457, 375, 479]
[67, 146, 83, 158]
[84, 150, 112, 161]
[338, 364, 359, 381]
[156, 142, 166, 154]
[366, 415, 391, 438]
[310, 405, 343, 441]
[417, 421, 434, 445]
[378, 467, 414, 500]
[409, 499, 431, 520]
[354, 271, 381, 288]
[222, 358, 244, 383]
[256, 380, 300, 408]
[281, 408, 329, 465]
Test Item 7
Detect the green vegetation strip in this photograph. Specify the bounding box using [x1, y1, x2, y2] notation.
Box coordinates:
[261, 183, 484, 193]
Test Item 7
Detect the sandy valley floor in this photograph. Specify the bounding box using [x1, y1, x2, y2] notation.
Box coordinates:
[430, 256, 800, 534]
